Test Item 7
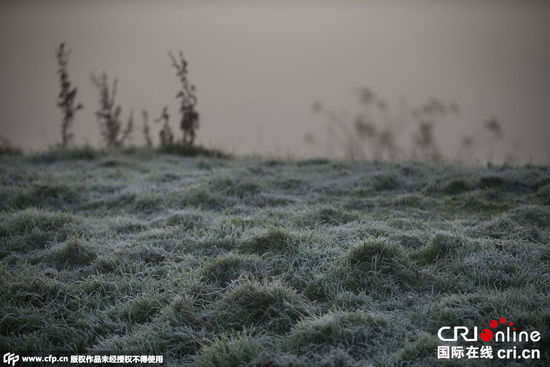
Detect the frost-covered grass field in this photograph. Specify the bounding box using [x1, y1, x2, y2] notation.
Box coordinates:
[1, 151, 549, 366]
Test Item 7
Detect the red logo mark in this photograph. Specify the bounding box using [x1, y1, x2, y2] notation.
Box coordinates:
[480, 328, 494, 342]
[481, 317, 516, 341]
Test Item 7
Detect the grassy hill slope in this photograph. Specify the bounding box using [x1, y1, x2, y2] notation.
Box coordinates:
[1, 153, 549, 365]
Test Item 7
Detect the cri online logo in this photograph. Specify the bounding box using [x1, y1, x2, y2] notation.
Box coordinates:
[438, 317, 541, 343]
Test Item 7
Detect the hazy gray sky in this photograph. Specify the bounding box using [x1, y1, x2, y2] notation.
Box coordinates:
[1, 0, 549, 162]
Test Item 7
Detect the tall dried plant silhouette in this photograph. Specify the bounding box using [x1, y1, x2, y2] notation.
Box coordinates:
[169, 51, 199, 146]
[352, 87, 404, 161]
[142, 110, 153, 148]
[90, 72, 133, 148]
[457, 116, 506, 164]
[155, 106, 175, 148]
[410, 98, 459, 162]
[56, 43, 83, 147]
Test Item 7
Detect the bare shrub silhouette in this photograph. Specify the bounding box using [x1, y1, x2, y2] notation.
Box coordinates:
[311, 88, 463, 162]
[169, 51, 199, 146]
[485, 117, 503, 138]
[56, 43, 83, 147]
[0, 136, 22, 156]
[90, 72, 133, 148]
[155, 106, 175, 148]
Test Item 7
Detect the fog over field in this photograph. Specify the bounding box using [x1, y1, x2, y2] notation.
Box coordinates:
[1, 0, 550, 162]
